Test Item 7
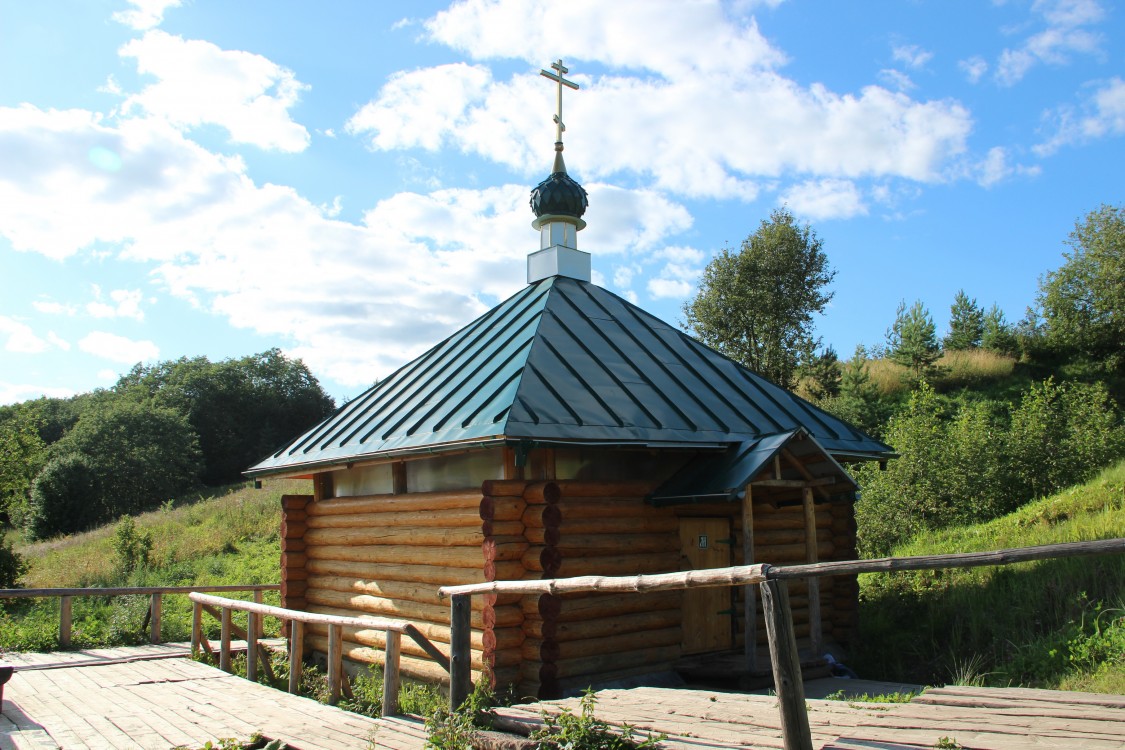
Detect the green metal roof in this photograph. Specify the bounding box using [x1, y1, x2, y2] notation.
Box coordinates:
[246, 276, 892, 477]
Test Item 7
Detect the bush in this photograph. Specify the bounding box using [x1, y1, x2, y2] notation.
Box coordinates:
[27, 453, 103, 538]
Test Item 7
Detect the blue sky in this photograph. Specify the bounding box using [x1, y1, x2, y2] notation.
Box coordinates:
[1, 0, 1121, 406]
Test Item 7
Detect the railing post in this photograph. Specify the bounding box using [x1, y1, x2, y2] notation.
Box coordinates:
[288, 620, 304, 694]
[253, 588, 264, 638]
[220, 607, 233, 673]
[247, 611, 259, 682]
[191, 600, 203, 658]
[149, 593, 162, 644]
[382, 630, 402, 717]
[327, 623, 343, 705]
[760, 578, 813, 750]
[59, 596, 72, 647]
[449, 594, 472, 712]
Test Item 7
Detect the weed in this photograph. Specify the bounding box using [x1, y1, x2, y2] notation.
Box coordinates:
[933, 737, 963, 749]
[528, 690, 665, 750]
[824, 689, 919, 703]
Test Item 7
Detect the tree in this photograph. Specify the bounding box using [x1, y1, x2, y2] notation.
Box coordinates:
[803, 346, 842, 400]
[821, 345, 890, 438]
[683, 208, 835, 389]
[116, 349, 335, 485]
[944, 290, 984, 350]
[887, 300, 941, 378]
[981, 304, 1017, 355]
[1037, 203, 1125, 371]
[0, 408, 48, 527]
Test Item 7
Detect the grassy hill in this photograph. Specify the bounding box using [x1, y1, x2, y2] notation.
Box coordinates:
[853, 459, 1125, 693]
[0, 478, 305, 651]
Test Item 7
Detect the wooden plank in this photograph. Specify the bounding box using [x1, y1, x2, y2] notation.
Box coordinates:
[327, 623, 343, 705]
[149, 593, 163, 644]
[289, 620, 304, 694]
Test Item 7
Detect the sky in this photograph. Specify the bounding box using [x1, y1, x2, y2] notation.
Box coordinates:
[1, 0, 1122, 407]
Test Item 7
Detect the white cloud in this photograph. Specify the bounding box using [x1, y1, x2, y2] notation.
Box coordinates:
[1035, 77, 1125, 155]
[33, 300, 77, 315]
[78, 331, 159, 364]
[780, 179, 867, 220]
[892, 44, 933, 69]
[97, 369, 120, 382]
[112, 0, 181, 30]
[0, 316, 49, 353]
[995, 0, 1106, 86]
[119, 30, 310, 152]
[959, 56, 988, 84]
[879, 69, 915, 93]
[343, 1, 972, 198]
[977, 146, 1012, 187]
[47, 332, 71, 351]
[0, 104, 691, 388]
[0, 381, 75, 406]
[647, 278, 693, 299]
[86, 288, 145, 320]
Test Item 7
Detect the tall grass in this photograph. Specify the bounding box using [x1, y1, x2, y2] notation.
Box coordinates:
[853, 460, 1125, 692]
[1, 478, 305, 651]
[860, 350, 1018, 398]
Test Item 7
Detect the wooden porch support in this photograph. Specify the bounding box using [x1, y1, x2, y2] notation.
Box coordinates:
[449, 594, 472, 712]
[149, 593, 162, 644]
[288, 620, 304, 695]
[741, 484, 757, 671]
[802, 486, 822, 656]
[59, 596, 72, 647]
[760, 578, 813, 750]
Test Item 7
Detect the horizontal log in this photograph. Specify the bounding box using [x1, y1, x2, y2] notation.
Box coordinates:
[482, 603, 524, 630]
[305, 621, 455, 663]
[554, 481, 658, 498]
[281, 567, 308, 582]
[523, 527, 561, 547]
[482, 626, 525, 653]
[307, 489, 482, 516]
[281, 520, 307, 538]
[306, 575, 442, 605]
[306, 589, 522, 628]
[485, 557, 526, 582]
[481, 480, 530, 498]
[282, 508, 308, 523]
[283, 552, 308, 568]
[482, 520, 524, 537]
[742, 528, 831, 547]
[281, 494, 312, 511]
[307, 558, 518, 586]
[526, 626, 681, 662]
[554, 552, 681, 578]
[483, 537, 529, 563]
[520, 482, 559, 504]
[524, 590, 682, 621]
[305, 634, 474, 683]
[540, 517, 680, 535]
[284, 580, 307, 597]
[480, 497, 527, 522]
[444, 565, 766, 600]
[281, 538, 307, 555]
[307, 508, 484, 530]
[522, 547, 561, 574]
[554, 533, 679, 555]
[489, 666, 522, 690]
[307, 543, 485, 569]
[525, 608, 682, 641]
[522, 505, 562, 529]
[306, 527, 484, 547]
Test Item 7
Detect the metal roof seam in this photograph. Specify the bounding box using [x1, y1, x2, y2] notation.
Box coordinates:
[534, 332, 627, 428]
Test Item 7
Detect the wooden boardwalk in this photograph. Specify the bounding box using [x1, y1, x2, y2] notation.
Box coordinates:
[0, 645, 426, 750]
[491, 684, 1125, 749]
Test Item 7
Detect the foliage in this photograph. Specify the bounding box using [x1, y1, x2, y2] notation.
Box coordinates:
[803, 346, 842, 400]
[886, 300, 941, 379]
[0, 408, 47, 527]
[817, 345, 892, 438]
[112, 516, 153, 575]
[26, 402, 202, 539]
[981, 304, 1018, 355]
[527, 690, 665, 750]
[0, 536, 27, 589]
[824, 689, 919, 703]
[424, 677, 498, 749]
[683, 207, 835, 389]
[1037, 203, 1125, 372]
[943, 290, 984, 351]
[855, 379, 1125, 556]
[853, 460, 1125, 690]
[115, 349, 335, 485]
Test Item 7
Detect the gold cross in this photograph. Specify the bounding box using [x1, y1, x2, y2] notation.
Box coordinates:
[540, 59, 579, 143]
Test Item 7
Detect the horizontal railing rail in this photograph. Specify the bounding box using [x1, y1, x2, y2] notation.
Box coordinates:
[188, 592, 451, 716]
[438, 537, 1125, 749]
[0, 584, 280, 648]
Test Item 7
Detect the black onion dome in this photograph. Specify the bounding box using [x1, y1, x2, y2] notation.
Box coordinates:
[530, 171, 589, 220]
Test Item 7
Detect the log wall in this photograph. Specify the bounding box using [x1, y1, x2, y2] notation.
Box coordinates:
[280, 494, 311, 613]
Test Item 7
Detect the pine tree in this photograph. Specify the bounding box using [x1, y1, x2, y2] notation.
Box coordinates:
[944, 289, 984, 350]
[804, 346, 842, 400]
[887, 300, 941, 378]
[981, 304, 1017, 355]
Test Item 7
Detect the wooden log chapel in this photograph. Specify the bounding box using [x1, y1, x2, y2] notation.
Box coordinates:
[245, 60, 893, 700]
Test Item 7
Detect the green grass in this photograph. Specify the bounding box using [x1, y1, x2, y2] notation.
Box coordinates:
[1, 478, 305, 651]
[853, 460, 1125, 692]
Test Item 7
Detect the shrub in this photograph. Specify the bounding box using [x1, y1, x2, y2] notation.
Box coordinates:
[112, 516, 153, 576]
[27, 453, 103, 538]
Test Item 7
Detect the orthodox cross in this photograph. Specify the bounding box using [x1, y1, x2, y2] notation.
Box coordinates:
[540, 59, 579, 143]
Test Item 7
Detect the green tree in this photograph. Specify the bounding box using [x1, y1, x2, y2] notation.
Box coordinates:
[116, 349, 335, 485]
[27, 453, 102, 538]
[944, 290, 984, 350]
[887, 300, 941, 378]
[0, 408, 48, 527]
[1037, 204, 1125, 371]
[683, 208, 836, 389]
[981, 304, 1017, 355]
[804, 346, 842, 400]
[819, 345, 891, 439]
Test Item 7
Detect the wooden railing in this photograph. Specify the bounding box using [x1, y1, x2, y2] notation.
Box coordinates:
[189, 593, 451, 716]
[0, 584, 280, 648]
[439, 537, 1125, 750]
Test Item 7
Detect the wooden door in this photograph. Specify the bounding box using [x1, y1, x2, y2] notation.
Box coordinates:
[679, 518, 733, 654]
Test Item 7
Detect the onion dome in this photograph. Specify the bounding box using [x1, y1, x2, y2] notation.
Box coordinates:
[530, 164, 589, 224]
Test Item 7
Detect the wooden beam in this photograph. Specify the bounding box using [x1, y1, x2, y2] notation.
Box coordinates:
[449, 594, 472, 711]
[760, 579, 813, 750]
[149, 593, 162, 644]
[781, 449, 833, 501]
[392, 462, 407, 495]
[382, 630, 402, 717]
[220, 607, 232, 673]
[742, 484, 757, 672]
[288, 620, 304, 695]
[802, 486, 822, 656]
[191, 601, 202, 658]
[327, 623, 343, 705]
[59, 596, 72, 647]
[751, 477, 835, 489]
[247, 611, 259, 682]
